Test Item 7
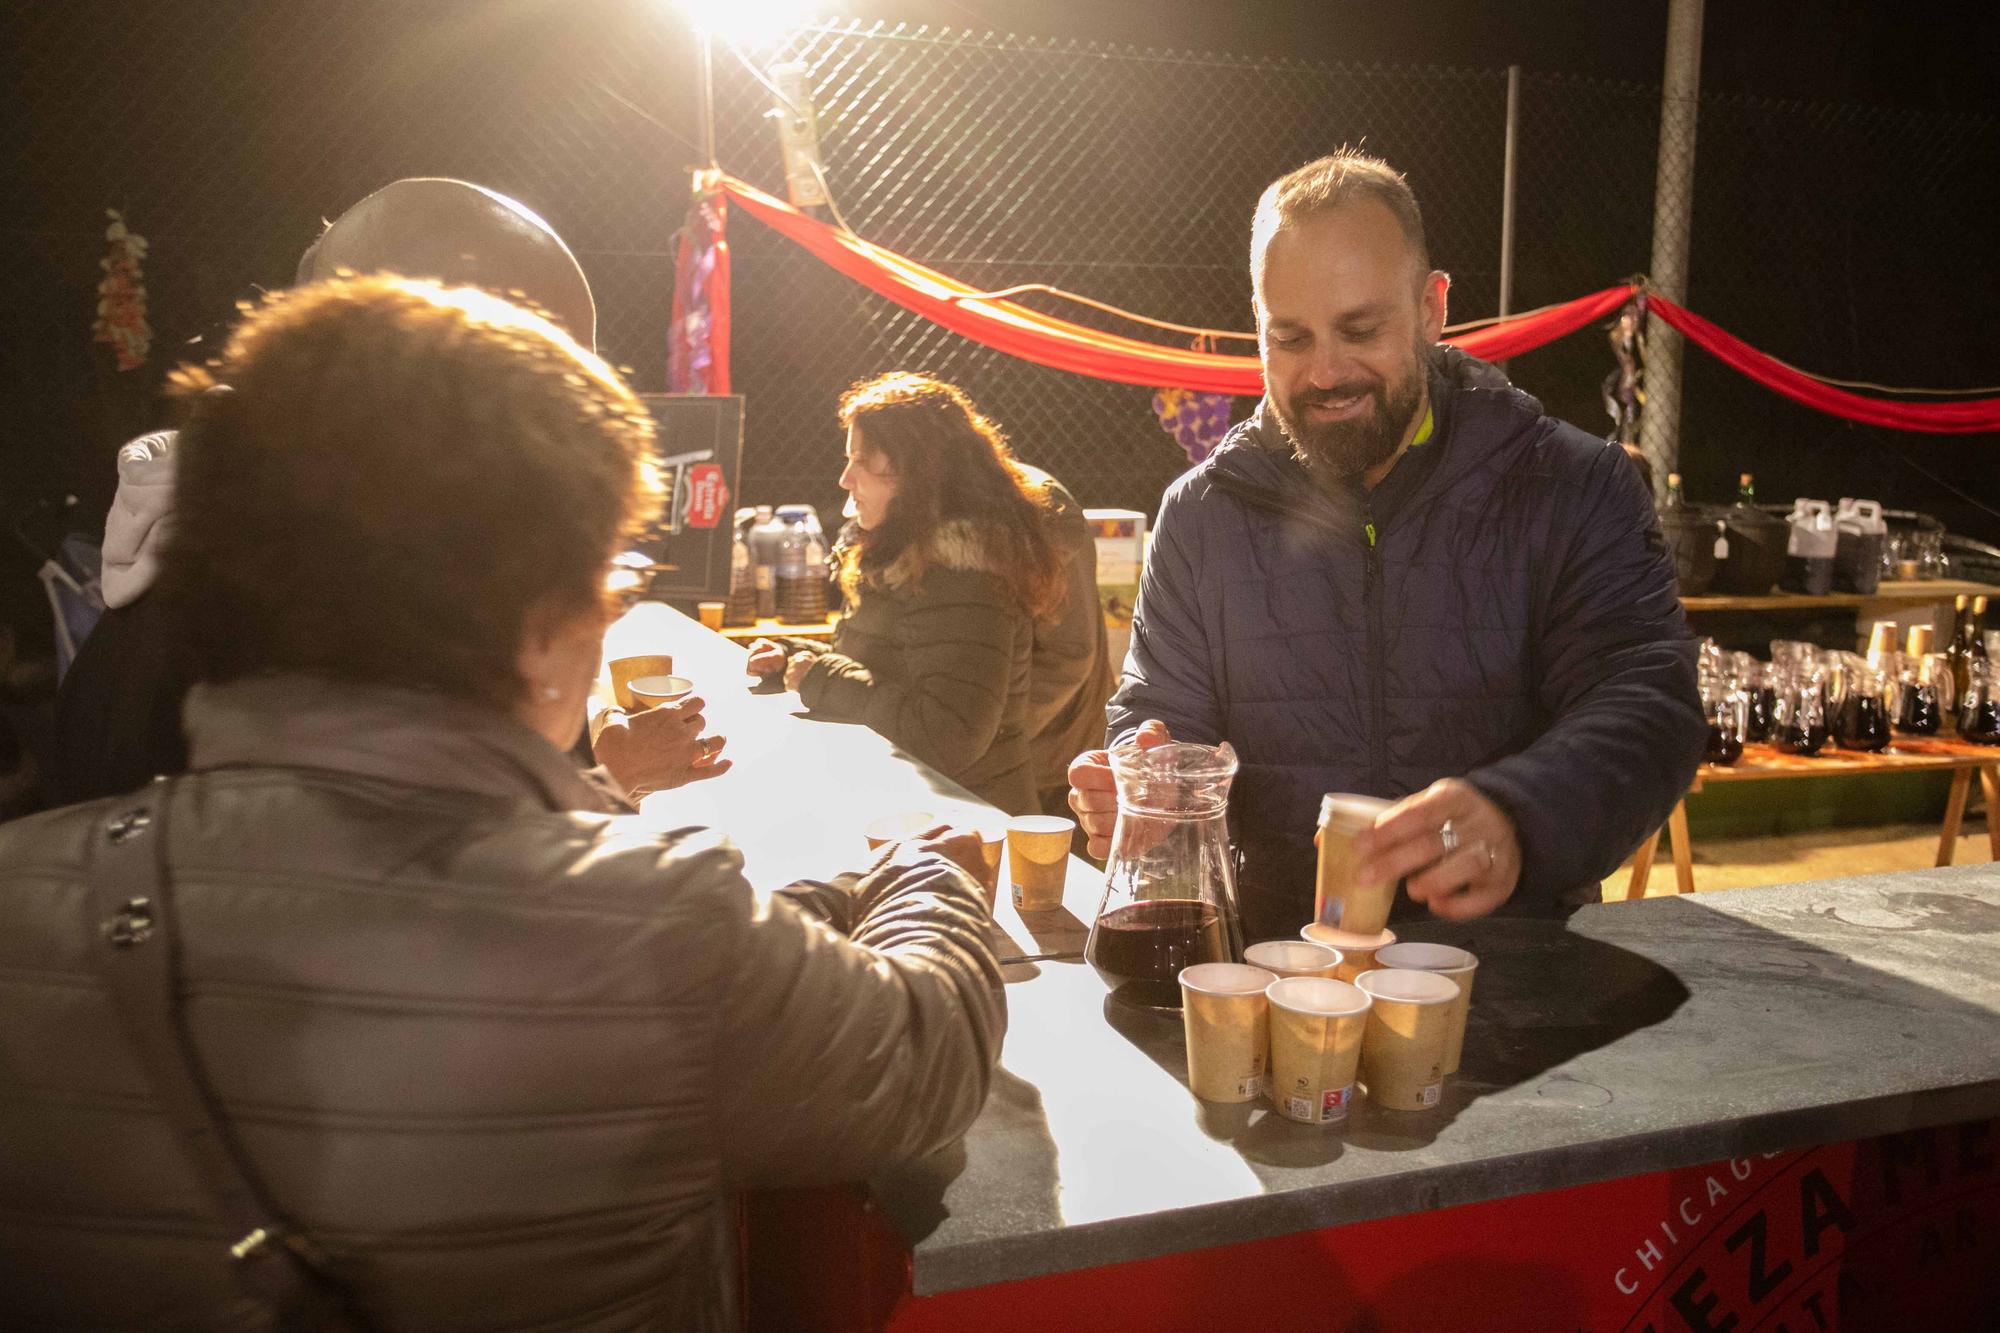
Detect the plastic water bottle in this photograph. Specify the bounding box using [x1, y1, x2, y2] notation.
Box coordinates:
[747, 505, 783, 619]
[773, 505, 828, 622]
[723, 507, 759, 627]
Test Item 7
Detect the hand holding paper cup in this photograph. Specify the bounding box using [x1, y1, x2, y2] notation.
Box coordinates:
[1316, 793, 1395, 934]
[627, 674, 694, 709]
[608, 654, 675, 710]
[864, 811, 938, 850]
[1375, 942, 1478, 1075]
[1356, 968, 1459, 1111]
[1179, 963, 1277, 1103]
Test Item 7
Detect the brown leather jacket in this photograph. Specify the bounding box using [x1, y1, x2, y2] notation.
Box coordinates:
[0, 677, 1006, 1331]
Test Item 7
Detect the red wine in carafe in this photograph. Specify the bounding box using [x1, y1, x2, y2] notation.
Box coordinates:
[1086, 900, 1229, 1009]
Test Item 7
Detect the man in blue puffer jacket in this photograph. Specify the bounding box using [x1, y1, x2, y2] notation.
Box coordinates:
[1069, 150, 1706, 942]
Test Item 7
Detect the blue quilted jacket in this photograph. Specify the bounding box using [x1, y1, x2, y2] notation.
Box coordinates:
[1108, 349, 1705, 941]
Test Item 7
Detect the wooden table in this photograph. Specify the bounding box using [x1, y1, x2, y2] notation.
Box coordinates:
[1624, 735, 2000, 899]
[1679, 577, 1999, 614]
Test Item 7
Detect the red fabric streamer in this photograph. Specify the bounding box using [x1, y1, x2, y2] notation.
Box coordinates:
[668, 170, 731, 394]
[1649, 296, 2000, 434]
[718, 175, 1625, 395]
[712, 174, 1997, 433]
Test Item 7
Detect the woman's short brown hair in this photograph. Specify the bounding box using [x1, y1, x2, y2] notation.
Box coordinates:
[161, 276, 660, 710]
[836, 373, 1063, 619]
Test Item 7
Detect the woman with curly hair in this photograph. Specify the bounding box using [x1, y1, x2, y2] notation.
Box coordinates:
[748, 373, 1065, 814]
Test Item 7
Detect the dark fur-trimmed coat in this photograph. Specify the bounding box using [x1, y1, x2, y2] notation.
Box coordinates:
[799, 519, 1038, 814]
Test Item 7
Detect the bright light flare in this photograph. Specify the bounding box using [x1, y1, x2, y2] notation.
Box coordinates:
[675, 0, 828, 46]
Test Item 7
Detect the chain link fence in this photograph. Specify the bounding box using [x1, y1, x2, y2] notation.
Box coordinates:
[7, 1, 1996, 553]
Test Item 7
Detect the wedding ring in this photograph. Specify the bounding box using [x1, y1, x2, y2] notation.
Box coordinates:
[699, 735, 720, 758]
[1439, 819, 1459, 855]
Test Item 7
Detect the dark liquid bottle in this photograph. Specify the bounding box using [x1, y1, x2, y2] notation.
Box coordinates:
[1962, 700, 2000, 746]
[1746, 686, 1776, 742]
[1894, 685, 1941, 736]
[1086, 900, 1229, 1009]
[1704, 724, 1743, 765]
[1834, 696, 1889, 752]
[1774, 720, 1828, 756]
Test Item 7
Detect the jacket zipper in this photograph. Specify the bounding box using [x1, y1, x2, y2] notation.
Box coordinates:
[1361, 500, 1389, 789]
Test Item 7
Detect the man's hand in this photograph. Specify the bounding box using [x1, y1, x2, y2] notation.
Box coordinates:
[593, 696, 731, 801]
[783, 650, 818, 692]
[745, 638, 788, 677]
[1067, 718, 1172, 859]
[1351, 779, 1521, 921]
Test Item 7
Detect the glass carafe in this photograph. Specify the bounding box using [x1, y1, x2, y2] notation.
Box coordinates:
[1831, 663, 1891, 752]
[1085, 740, 1242, 1010]
[1892, 653, 1954, 736]
[1961, 660, 2000, 745]
[1702, 675, 1747, 766]
[1773, 664, 1829, 756]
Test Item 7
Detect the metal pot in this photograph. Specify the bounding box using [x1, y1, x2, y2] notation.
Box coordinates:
[1658, 505, 1722, 595]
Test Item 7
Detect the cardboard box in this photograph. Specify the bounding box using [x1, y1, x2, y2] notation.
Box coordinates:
[1086, 508, 1147, 672]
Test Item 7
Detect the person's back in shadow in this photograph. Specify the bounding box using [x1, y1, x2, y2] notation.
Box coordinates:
[49, 179, 598, 806]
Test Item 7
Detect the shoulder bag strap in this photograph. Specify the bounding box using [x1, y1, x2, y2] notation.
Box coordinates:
[84, 777, 369, 1331]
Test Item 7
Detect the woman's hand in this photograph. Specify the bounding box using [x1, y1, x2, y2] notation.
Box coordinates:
[745, 638, 787, 677]
[783, 650, 819, 692]
[594, 697, 731, 800]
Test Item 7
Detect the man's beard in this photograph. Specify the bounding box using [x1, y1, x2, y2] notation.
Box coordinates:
[1272, 343, 1427, 480]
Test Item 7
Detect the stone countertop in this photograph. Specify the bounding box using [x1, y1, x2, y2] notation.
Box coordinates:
[875, 864, 2000, 1294]
[603, 604, 2000, 1297]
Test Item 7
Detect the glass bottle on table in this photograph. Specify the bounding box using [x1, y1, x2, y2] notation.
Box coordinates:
[1947, 595, 1974, 706]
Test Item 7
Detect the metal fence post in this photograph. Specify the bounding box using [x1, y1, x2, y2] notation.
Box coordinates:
[1640, 0, 1705, 499]
[1496, 63, 1520, 375]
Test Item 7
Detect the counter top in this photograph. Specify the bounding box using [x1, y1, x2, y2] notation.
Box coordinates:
[604, 604, 2000, 1297]
[879, 865, 2000, 1294]
[605, 603, 1094, 961]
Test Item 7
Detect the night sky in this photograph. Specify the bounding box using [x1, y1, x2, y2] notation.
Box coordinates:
[852, 0, 1998, 113]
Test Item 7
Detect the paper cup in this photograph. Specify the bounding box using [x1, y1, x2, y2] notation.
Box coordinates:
[1356, 968, 1460, 1111]
[864, 811, 937, 851]
[1375, 942, 1478, 1075]
[1007, 815, 1074, 911]
[1266, 976, 1371, 1125]
[626, 674, 693, 709]
[1244, 940, 1343, 980]
[696, 601, 726, 630]
[1179, 963, 1278, 1103]
[1315, 793, 1396, 935]
[609, 654, 675, 710]
[1300, 924, 1397, 983]
[975, 826, 1006, 909]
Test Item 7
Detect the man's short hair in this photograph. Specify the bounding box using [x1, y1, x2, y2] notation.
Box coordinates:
[1250, 148, 1431, 290]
